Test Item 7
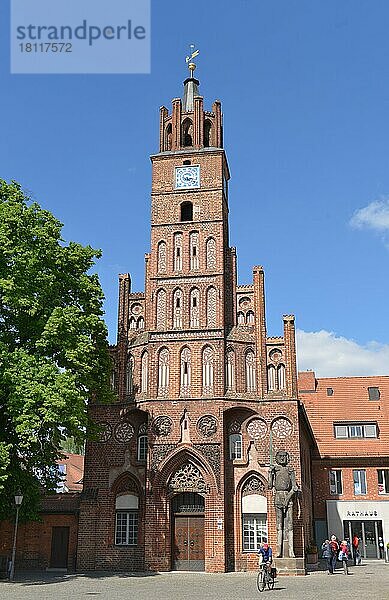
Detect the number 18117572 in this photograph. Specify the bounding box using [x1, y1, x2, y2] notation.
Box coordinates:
[19, 43, 72, 53]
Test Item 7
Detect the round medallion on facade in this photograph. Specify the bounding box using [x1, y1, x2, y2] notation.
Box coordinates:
[271, 417, 293, 439]
[152, 416, 173, 437]
[131, 303, 142, 315]
[114, 421, 134, 443]
[197, 415, 218, 438]
[239, 296, 251, 309]
[246, 418, 267, 440]
[269, 348, 282, 363]
[98, 422, 112, 443]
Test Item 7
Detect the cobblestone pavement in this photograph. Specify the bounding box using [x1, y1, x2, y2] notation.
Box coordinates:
[1, 561, 389, 600]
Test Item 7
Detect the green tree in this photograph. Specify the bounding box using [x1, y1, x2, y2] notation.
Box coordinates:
[0, 180, 113, 520]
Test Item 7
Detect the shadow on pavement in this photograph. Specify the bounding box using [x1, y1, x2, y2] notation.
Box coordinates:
[1, 570, 159, 586]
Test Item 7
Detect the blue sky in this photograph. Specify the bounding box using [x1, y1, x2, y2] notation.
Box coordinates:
[1, 0, 389, 376]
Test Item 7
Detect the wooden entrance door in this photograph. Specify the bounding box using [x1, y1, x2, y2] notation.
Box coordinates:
[50, 526, 69, 569]
[173, 515, 205, 571]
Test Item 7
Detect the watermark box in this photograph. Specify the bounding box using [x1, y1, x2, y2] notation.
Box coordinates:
[11, 0, 150, 74]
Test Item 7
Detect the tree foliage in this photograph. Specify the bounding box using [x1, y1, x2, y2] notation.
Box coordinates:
[0, 180, 113, 519]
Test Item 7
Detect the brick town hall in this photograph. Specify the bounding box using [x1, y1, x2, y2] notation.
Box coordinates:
[75, 58, 314, 575]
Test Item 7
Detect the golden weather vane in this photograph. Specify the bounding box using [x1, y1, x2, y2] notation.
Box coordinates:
[185, 44, 200, 76]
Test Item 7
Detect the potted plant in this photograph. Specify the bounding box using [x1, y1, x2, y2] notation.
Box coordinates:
[305, 541, 318, 565]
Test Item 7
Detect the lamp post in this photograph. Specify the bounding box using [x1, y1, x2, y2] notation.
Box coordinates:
[9, 491, 23, 581]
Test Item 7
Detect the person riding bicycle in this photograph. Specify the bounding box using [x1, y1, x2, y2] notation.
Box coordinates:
[257, 543, 275, 592]
[258, 542, 273, 570]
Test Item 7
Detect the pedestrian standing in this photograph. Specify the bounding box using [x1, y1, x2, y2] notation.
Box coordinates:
[322, 539, 333, 574]
[339, 540, 350, 575]
[352, 534, 360, 565]
[330, 535, 339, 574]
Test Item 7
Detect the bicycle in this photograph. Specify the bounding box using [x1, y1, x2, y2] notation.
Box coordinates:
[256, 562, 275, 592]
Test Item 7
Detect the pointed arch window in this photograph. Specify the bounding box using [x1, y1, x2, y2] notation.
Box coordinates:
[137, 316, 144, 330]
[174, 233, 183, 271]
[204, 120, 212, 147]
[126, 355, 134, 395]
[202, 346, 214, 396]
[245, 350, 256, 392]
[277, 364, 286, 390]
[182, 118, 193, 147]
[206, 237, 216, 270]
[157, 240, 167, 273]
[140, 351, 148, 394]
[158, 348, 170, 396]
[180, 347, 191, 397]
[137, 424, 148, 461]
[267, 365, 276, 391]
[206, 287, 217, 328]
[129, 317, 136, 329]
[165, 123, 172, 151]
[237, 312, 245, 325]
[190, 231, 199, 270]
[190, 288, 200, 328]
[173, 289, 183, 328]
[226, 348, 235, 391]
[246, 311, 255, 325]
[242, 477, 268, 551]
[156, 289, 166, 330]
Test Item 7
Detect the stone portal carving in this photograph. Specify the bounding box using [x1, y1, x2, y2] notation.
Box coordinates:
[169, 463, 209, 494]
[268, 450, 299, 558]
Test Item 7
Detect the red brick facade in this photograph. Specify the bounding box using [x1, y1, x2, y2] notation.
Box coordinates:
[0, 494, 80, 571]
[76, 72, 314, 573]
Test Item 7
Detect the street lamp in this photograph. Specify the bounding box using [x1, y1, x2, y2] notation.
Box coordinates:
[9, 491, 23, 581]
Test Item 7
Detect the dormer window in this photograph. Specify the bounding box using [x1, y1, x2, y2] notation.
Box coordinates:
[368, 387, 380, 401]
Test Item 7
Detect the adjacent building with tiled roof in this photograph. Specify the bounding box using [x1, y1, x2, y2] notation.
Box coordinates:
[299, 371, 389, 559]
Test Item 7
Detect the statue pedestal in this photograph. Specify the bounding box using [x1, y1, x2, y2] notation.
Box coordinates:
[274, 557, 306, 576]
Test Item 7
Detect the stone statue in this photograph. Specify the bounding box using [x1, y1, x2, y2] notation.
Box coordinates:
[268, 450, 299, 558]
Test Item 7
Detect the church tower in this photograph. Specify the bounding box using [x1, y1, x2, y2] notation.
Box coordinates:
[77, 54, 313, 574]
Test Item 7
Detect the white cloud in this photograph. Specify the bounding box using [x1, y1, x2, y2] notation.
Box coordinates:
[350, 198, 389, 231]
[296, 329, 389, 377]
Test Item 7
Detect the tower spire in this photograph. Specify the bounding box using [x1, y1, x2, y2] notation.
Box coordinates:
[183, 44, 200, 112]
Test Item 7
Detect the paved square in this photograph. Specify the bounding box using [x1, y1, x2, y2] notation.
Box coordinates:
[1, 561, 389, 600]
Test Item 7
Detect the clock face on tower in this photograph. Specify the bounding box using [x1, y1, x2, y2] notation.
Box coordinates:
[175, 165, 200, 190]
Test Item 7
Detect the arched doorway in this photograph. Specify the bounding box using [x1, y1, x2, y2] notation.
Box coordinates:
[171, 492, 205, 571]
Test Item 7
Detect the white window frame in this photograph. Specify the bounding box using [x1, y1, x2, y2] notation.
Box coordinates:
[378, 469, 389, 495]
[137, 435, 148, 462]
[329, 470, 343, 495]
[229, 433, 242, 460]
[353, 469, 367, 495]
[334, 423, 377, 439]
[115, 494, 139, 546]
[242, 513, 268, 552]
[115, 511, 138, 546]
